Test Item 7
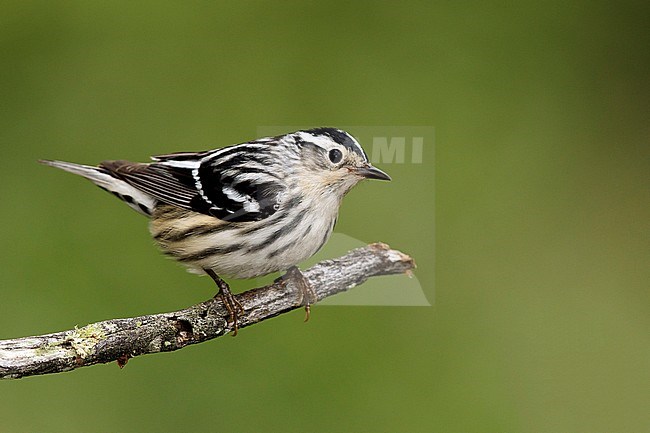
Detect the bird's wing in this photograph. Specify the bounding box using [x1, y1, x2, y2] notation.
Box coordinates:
[100, 146, 286, 222]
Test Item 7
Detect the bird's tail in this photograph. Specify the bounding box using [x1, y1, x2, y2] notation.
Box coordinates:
[39, 159, 156, 216]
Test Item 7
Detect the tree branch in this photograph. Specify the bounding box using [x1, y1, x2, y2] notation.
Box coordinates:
[0, 243, 414, 379]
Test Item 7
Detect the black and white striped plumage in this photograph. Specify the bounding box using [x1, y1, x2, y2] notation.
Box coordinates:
[41, 128, 390, 280]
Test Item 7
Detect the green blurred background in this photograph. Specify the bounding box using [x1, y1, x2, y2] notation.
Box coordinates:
[1, 2, 648, 432]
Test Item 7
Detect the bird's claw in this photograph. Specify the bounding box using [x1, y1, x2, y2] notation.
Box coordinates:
[205, 268, 244, 336]
[283, 266, 317, 322]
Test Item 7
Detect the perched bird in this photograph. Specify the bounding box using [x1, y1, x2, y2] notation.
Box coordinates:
[41, 127, 390, 333]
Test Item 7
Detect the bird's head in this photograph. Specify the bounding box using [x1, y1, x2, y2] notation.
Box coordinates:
[286, 127, 391, 198]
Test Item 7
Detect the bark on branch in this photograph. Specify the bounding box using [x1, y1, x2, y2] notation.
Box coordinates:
[0, 243, 414, 379]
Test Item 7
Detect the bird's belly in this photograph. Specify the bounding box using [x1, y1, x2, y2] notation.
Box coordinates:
[151, 206, 337, 279]
[213, 213, 336, 278]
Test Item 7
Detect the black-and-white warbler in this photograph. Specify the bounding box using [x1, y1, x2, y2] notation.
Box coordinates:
[41, 127, 390, 332]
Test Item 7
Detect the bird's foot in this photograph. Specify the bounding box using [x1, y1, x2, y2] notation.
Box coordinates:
[282, 266, 317, 322]
[205, 269, 244, 336]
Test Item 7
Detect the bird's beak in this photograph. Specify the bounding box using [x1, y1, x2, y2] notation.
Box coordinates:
[354, 164, 391, 181]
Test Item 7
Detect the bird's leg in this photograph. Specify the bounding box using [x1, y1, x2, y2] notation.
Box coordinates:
[204, 268, 244, 336]
[282, 266, 317, 322]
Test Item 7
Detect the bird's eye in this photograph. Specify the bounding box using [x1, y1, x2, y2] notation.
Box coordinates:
[328, 149, 343, 164]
